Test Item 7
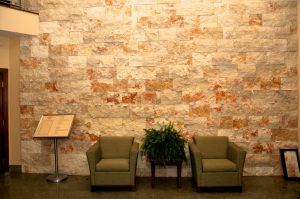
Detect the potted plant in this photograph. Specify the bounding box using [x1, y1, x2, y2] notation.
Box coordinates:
[141, 122, 187, 164]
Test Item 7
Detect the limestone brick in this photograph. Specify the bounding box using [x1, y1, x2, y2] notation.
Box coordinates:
[39, 21, 59, 33]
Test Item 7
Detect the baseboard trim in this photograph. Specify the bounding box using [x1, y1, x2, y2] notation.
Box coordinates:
[9, 165, 21, 173]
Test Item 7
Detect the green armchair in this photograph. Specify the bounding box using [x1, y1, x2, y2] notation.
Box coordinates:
[86, 136, 139, 191]
[189, 136, 246, 192]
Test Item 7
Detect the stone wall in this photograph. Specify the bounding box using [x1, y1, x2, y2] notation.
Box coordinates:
[20, 0, 298, 176]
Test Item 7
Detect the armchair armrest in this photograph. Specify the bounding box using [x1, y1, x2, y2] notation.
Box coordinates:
[86, 141, 101, 173]
[130, 142, 139, 185]
[188, 141, 203, 172]
[228, 142, 246, 172]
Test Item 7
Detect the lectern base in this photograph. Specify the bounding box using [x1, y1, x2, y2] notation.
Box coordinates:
[46, 174, 68, 183]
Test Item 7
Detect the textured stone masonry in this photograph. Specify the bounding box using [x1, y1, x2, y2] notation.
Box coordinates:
[20, 0, 298, 176]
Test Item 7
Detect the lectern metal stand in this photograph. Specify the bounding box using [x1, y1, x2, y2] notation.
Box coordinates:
[46, 138, 67, 183]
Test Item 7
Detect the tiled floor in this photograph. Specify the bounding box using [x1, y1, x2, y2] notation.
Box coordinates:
[0, 173, 299, 199]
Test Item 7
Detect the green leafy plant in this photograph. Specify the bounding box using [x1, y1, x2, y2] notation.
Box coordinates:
[141, 122, 187, 163]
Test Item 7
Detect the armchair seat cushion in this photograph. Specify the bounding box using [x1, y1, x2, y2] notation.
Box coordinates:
[96, 158, 129, 172]
[202, 159, 236, 172]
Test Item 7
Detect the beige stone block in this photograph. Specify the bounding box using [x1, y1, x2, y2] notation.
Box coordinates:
[173, 78, 208, 92]
[79, 0, 104, 7]
[160, 90, 181, 105]
[122, 118, 146, 137]
[50, 31, 70, 45]
[272, 128, 297, 142]
[124, 40, 139, 52]
[192, 53, 212, 66]
[39, 21, 59, 33]
[103, 7, 132, 25]
[49, 68, 85, 81]
[41, 0, 78, 9]
[154, 105, 189, 118]
[157, 0, 179, 3]
[272, 39, 287, 52]
[257, 128, 272, 142]
[78, 92, 106, 105]
[194, 39, 217, 53]
[143, 54, 162, 66]
[59, 154, 89, 175]
[20, 70, 50, 82]
[131, 67, 156, 80]
[39, 8, 84, 22]
[200, 16, 218, 28]
[93, 118, 123, 133]
[116, 66, 131, 79]
[57, 80, 90, 93]
[62, 21, 89, 32]
[247, 52, 284, 65]
[217, 129, 235, 137]
[21, 153, 52, 174]
[176, 2, 214, 16]
[69, 32, 83, 44]
[169, 65, 188, 78]
[128, 79, 146, 92]
[238, 64, 256, 73]
[145, 79, 173, 91]
[117, 66, 156, 80]
[266, 53, 285, 65]
[129, 105, 156, 118]
[76, 44, 92, 56]
[132, 0, 156, 5]
[158, 28, 177, 41]
[22, 140, 43, 153]
[217, 40, 235, 52]
[287, 36, 297, 52]
[85, 7, 105, 19]
[211, 52, 235, 66]
[188, 65, 204, 79]
[218, 14, 248, 27]
[88, 55, 115, 68]
[233, 39, 274, 52]
[223, 27, 282, 40]
[31, 45, 49, 58]
[256, 64, 287, 78]
[285, 52, 297, 68]
[263, 13, 287, 27]
[184, 117, 207, 131]
[254, 167, 274, 176]
[246, 154, 272, 166]
[182, 91, 209, 105]
[248, 90, 297, 115]
[131, 29, 148, 41]
[68, 56, 87, 68]
[88, 105, 130, 118]
[245, 0, 268, 14]
[129, 55, 144, 67]
[281, 77, 297, 90]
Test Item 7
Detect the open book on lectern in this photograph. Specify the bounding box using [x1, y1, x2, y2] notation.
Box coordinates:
[33, 114, 75, 138]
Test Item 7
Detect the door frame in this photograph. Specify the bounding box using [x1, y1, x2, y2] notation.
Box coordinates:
[0, 69, 9, 173]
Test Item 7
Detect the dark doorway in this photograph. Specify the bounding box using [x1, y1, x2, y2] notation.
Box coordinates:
[0, 69, 8, 174]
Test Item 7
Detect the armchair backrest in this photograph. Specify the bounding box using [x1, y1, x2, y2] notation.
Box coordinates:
[100, 136, 134, 158]
[193, 136, 228, 159]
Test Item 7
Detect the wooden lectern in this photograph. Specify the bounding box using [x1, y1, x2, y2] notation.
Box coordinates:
[33, 114, 75, 183]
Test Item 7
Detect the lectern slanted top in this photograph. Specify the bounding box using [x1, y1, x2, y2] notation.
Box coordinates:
[34, 115, 74, 138]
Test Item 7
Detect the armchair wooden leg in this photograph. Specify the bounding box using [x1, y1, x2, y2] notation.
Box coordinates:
[131, 185, 136, 192]
[196, 187, 202, 193]
[238, 186, 243, 192]
[91, 186, 96, 192]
